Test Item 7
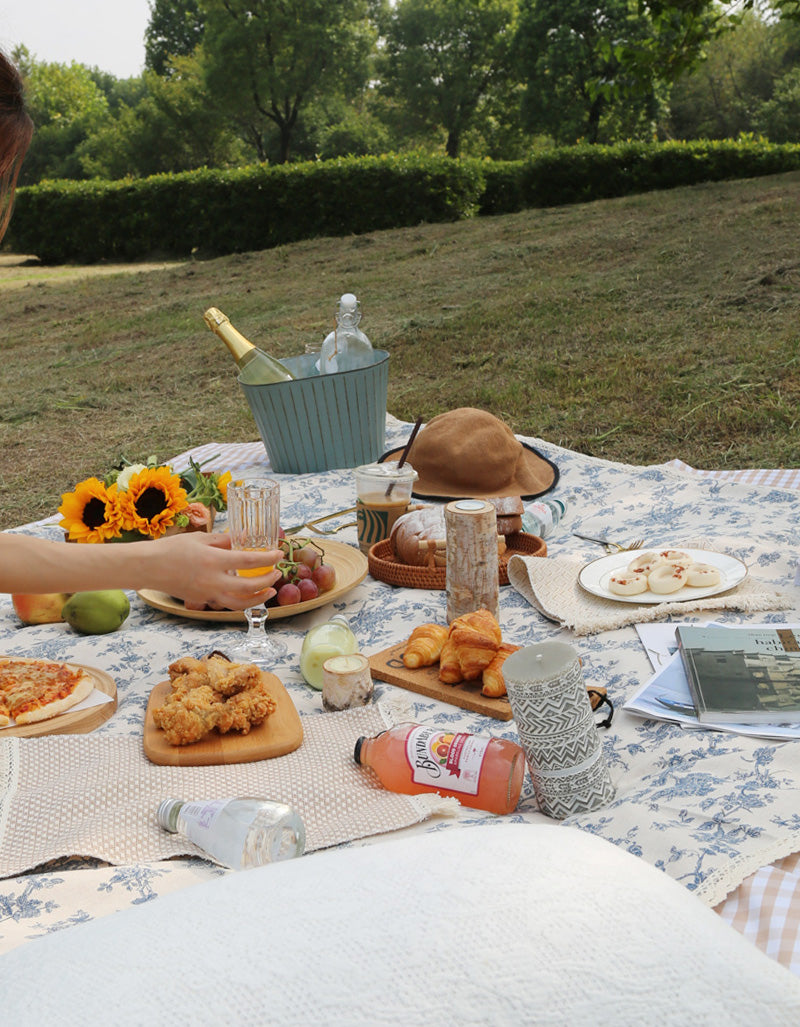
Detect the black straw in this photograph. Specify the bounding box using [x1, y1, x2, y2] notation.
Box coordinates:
[386, 416, 423, 497]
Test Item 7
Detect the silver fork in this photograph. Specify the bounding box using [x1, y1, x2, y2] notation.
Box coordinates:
[303, 519, 357, 536]
[572, 533, 644, 553]
[283, 506, 357, 536]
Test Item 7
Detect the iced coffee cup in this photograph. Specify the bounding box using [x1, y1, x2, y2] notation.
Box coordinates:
[354, 461, 418, 554]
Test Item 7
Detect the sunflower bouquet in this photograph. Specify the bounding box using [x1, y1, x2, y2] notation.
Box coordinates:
[58, 456, 232, 543]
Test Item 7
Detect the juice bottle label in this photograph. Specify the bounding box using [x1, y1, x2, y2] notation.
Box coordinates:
[404, 726, 489, 796]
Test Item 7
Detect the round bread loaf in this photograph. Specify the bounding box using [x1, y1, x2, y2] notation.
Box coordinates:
[390, 506, 447, 566]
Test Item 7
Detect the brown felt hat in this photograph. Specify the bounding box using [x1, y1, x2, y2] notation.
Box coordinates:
[380, 408, 558, 501]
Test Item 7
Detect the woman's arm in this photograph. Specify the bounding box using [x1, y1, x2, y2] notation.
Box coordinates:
[0, 532, 282, 611]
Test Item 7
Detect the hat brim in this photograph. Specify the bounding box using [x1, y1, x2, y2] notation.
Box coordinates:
[379, 439, 559, 502]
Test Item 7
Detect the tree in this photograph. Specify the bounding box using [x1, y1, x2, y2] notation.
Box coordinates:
[14, 47, 111, 182]
[380, 0, 520, 158]
[199, 0, 375, 163]
[666, 9, 785, 139]
[600, 2, 800, 98]
[78, 55, 245, 179]
[145, 0, 205, 76]
[756, 65, 800, 139]
[515, 0, 660, 144]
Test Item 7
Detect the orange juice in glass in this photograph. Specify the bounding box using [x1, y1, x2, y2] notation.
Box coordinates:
[236, 549, 275, 578]
[226, 478, 286, 663]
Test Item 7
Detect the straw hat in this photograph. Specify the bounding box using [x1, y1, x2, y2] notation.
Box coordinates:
[380, 408, 558, 500]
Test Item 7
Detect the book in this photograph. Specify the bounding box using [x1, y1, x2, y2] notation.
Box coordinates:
[676, 625, 800, 724]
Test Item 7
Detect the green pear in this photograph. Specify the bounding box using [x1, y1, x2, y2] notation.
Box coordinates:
[62, 590, 131, 635]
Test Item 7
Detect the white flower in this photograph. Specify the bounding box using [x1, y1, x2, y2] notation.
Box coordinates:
[116, 463, 148, 492]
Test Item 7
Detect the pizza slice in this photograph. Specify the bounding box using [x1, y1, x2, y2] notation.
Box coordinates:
[0, 657, 94, 726]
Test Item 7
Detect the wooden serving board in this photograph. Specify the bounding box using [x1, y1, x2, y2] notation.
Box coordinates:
[0, 663, 117, 737]
[368, 642, 513, 721]
[143, 672, 303, 766]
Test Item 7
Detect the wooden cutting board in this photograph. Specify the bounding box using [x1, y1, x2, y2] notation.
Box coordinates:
[368, 642, 513, 721]
[143, 672, 303, 766]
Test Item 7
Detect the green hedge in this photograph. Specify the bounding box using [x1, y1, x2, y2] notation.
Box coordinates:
[478, 139, 800, 215]
[8, 141, 800, 263]
[8, 154, 485, 263]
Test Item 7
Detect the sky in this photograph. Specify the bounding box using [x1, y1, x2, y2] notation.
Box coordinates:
[0, 0, 152, 79]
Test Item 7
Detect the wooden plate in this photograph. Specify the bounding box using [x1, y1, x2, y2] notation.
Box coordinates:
[0, 661, 117, 737]
[136, 538, 368, 622]
[368, 642, 513, 721]
[143, 671, 303, 766]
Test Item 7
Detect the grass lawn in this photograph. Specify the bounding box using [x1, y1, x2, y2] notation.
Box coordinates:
[0, 170, 798, 530]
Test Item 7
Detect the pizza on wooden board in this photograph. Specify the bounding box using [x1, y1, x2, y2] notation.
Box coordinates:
[0, 657, 94, 726]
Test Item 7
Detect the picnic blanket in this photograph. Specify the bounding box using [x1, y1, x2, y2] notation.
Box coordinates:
[2, 422, 800, 959]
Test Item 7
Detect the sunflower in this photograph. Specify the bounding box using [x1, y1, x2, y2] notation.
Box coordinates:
[58, 477, 123, 543]
[116, 466, 188, 539]
[216, 471, 232, 506]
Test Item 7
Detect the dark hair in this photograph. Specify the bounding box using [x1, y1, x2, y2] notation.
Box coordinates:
[0, 50, 33, 240]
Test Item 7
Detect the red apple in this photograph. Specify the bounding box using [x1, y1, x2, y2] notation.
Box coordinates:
[11, 592, 72, 625]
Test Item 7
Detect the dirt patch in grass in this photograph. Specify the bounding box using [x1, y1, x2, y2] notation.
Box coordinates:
[0, 254, 187, 291]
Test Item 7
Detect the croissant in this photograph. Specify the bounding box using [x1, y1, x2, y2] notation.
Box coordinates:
[448, 624, 499, 681]
[449, 608, 502, 647]
[481, 643, 521, 698]
[438, 638, 463, 684]
[403, 623, 449, 669]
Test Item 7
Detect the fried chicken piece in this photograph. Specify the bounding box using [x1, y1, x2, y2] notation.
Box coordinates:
[168, 656, 210, 678]
[204, 657, 261, 697]
[152, 684, 226, 746]
[217, 678, 277, 735]
[154, 654, 277, 746]
[168, 654, 259, 696]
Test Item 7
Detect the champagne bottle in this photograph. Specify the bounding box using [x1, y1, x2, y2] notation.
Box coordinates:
[203, 307, 295, 385]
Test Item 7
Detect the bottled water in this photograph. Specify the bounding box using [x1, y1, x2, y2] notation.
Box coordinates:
[319, 293, 373, 373]
[157, 797, 305, 870]
[521, 498, 567, 539]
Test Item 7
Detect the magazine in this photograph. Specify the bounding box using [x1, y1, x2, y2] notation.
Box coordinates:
[676, 625, 800, 724]
[625, 623, 800, 741]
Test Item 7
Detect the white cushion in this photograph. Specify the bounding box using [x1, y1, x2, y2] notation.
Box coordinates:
[3, 823, 800, 1025]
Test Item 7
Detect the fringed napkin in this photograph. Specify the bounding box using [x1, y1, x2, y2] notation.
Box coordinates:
[0, 701, 457, 878]
[508, 542, 792, 636]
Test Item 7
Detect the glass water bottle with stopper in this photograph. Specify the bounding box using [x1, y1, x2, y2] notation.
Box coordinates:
[319, 293, 373, 374]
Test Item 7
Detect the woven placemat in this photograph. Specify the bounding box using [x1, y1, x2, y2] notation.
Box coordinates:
[508, 547, 792, 636]
[0, 702, 456, 877]
[368, 531, 546, 589]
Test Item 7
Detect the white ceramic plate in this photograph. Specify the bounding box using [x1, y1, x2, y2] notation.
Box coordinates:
[578, 547, 748, 604]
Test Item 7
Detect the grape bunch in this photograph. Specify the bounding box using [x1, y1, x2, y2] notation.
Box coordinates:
[270, 536, 336, 607]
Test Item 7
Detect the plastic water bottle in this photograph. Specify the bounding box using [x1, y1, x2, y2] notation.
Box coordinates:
[319, 293, 373, 373]
[521, 498, 567, 539]
[157, 797, 305, 870]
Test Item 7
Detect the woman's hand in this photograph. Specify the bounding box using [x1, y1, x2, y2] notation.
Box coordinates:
[0, 530, 282, 611]
[142, 532, 283, 610]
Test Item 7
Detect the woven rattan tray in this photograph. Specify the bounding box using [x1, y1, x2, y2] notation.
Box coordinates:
[367, 531, 546, 590]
